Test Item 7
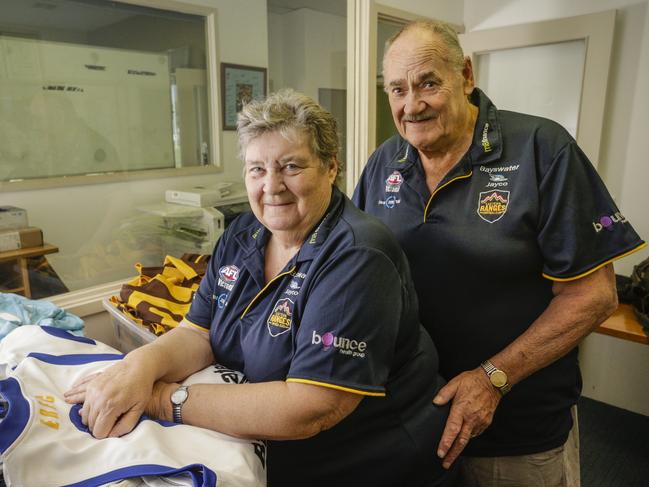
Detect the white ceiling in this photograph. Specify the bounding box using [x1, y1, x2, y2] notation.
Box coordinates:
[0, 0, 139, 33]
[267, 0, 346, 17]
[0, 0, 347, 37]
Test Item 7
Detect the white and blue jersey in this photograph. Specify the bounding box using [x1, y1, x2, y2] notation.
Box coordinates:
[184, 187, 452, 486]
[353, 88, 646, 456]
[0, 326, 265, 487]
[0, 325, 117, 370]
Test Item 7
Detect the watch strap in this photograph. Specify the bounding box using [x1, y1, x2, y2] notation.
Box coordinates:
[172, 385, 189, 424]
[481, 360, 497, 375]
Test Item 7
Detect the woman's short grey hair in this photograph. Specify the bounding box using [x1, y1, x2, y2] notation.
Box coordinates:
[236, 89, 341, 172]
[383, 19, 465, 73]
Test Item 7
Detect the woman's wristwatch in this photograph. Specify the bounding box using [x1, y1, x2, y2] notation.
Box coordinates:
[171, 385, 190, 423]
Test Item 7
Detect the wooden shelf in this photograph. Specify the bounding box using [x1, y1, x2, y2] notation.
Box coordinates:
[596, 303, 648, 345]
[0, 243, 59, 262]
[0, 243, 59, 298]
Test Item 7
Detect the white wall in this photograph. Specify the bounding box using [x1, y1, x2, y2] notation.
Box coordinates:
[379, 0, 463, 25]
[267, 12, 285, 92]
[580, 332, 649, 416]
[268, 8, 346, 101]
[213, 0, 268, 177]
[0, 0, 267, 291]
[464, 0, 643, 31]
[269, 9, 307, 95]
[302, 10, 347, 100]
[463, 0, 649, 415]
[616, 2, 649, 274]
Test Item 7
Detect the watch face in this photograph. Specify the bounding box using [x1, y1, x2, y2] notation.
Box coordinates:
[490, 370, 507, 388]
[171, 387, 188, 405]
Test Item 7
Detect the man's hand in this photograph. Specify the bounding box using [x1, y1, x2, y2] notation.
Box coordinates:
[433, 368, 501, 469]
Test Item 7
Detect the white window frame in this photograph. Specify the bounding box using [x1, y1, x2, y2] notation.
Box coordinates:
[460, 10, 616, 168]
[0, 0, 222, 193]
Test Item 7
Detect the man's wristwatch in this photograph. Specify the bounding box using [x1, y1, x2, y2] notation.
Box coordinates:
[480, 360, 511, 396]
[171, 385, 189, 424]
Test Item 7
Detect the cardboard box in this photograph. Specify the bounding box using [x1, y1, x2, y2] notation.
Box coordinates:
[0, 227, 43, 252]
[0, 206, 28, 231]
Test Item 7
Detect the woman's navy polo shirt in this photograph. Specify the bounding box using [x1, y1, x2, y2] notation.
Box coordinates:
[353, 88, 645, 457]
[184, 187, 450, 486]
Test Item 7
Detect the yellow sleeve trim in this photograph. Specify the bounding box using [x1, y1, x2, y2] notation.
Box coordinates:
[542, 242, 647, 282]
[286, 378, 386, 397]
[179, 318, 210, 332]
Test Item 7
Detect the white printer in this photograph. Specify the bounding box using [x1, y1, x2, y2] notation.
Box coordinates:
[139, 182, 250, 257]
[165, 182, 236, 208]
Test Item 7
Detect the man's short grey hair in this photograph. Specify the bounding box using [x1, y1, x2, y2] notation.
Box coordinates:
[236, 89, 340, 173]
[383, 19, 465, 74]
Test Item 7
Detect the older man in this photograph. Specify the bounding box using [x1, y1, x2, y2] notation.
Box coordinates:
[353, 20, 645, 486]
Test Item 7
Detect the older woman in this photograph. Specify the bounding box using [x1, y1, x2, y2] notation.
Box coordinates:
[65, 90, 454, 486]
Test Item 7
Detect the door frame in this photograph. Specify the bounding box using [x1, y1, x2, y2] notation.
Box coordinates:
[346, 1, 461, 195]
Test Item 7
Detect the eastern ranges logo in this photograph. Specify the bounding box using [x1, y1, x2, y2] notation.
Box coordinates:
[267, 298, 294, 337]
[477, 190, 510, 223]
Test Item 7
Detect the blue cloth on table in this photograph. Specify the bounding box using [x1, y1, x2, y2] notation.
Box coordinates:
[0, 293, 84, 341]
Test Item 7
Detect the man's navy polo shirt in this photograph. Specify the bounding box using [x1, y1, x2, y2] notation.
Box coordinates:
[184, 187, 450, 485]
[353, 88, 645, 457]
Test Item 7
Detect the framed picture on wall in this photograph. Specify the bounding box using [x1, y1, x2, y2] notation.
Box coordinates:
[221, 63, 267, 130]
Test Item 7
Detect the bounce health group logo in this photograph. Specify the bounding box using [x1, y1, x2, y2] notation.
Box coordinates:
[311, 330, 367, 358]
[592, 212, 626, 233]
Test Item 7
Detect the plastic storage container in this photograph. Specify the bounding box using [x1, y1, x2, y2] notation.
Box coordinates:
[102, 298, 156, 353]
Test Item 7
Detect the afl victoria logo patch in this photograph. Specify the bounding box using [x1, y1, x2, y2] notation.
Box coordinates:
[385, 171, 403, 192]
[218, 265, 240, 291]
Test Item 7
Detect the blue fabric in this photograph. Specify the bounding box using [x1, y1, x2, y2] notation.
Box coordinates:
[0, 293, 84, 341]
[40, 326, 95, 344]
[68, 403, 177, 434]
[65, 464, 217, 487]
[0, 378, 30, 455]
[26, 352, 123, 364]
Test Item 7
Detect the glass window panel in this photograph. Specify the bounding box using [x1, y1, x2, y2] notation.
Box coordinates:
[0, 0, 222, 299]
[0, 0, 210, 183]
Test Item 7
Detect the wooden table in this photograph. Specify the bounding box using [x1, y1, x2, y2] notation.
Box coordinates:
[0, 243, 59, 298]
[596, 303, 648, 345]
